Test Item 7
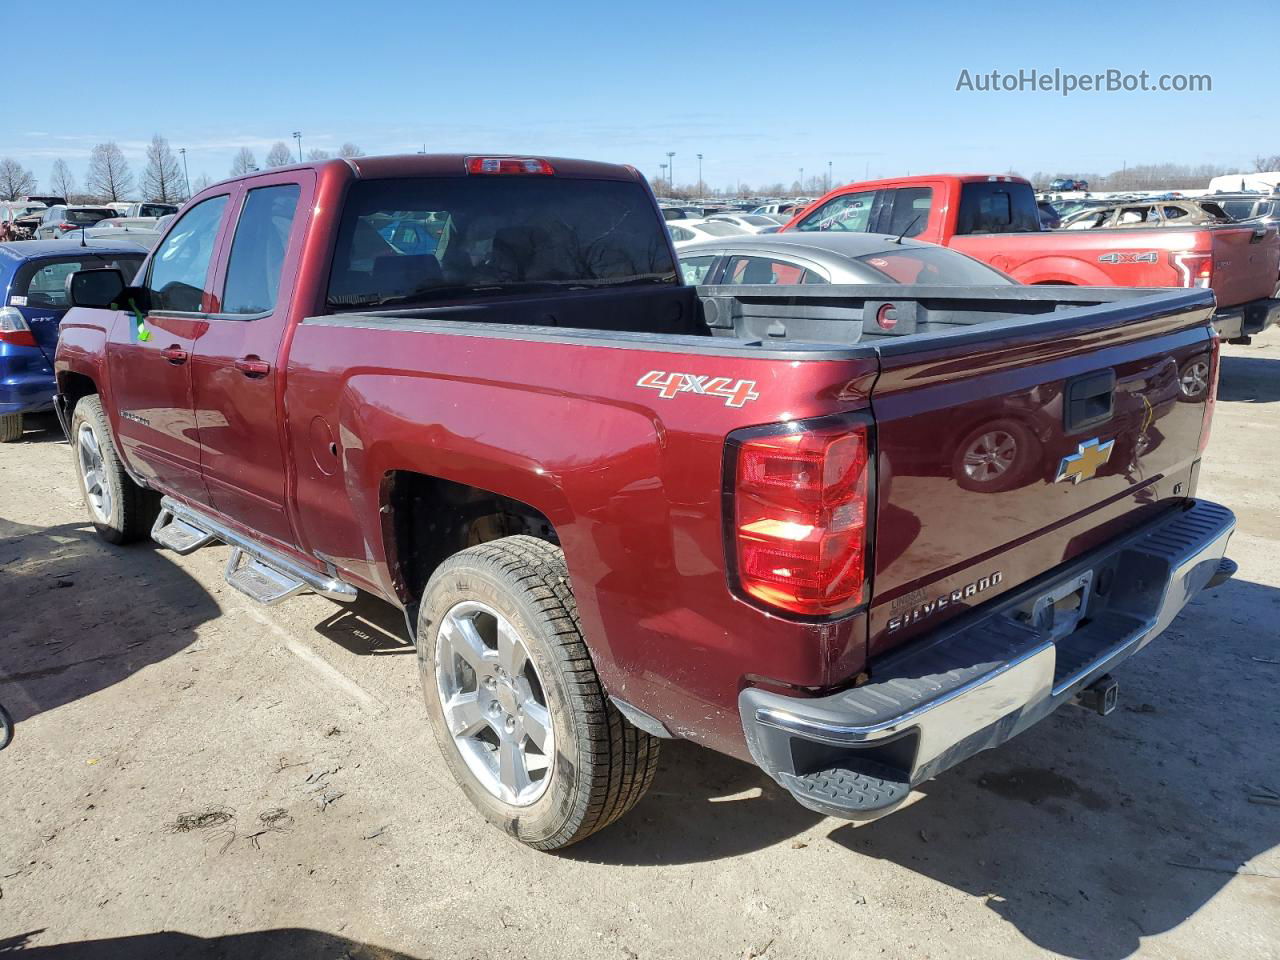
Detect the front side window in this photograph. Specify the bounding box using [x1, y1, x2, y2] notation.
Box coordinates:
[794, 190, 877, 233]
[221, 184, 301, 315]
[327, 177, 676, 310]
[147, 194, 229, 312]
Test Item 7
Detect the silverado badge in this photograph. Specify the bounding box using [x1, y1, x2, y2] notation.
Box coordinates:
[1056, 437, 1115, 484]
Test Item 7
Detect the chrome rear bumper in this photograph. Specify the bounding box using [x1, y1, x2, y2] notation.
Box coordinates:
[739, 499, 1236, 820]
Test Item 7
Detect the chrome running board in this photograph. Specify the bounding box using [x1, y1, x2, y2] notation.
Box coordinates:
[152, 496, 357, 605]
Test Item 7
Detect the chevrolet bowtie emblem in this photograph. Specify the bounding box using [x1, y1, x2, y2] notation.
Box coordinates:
[1056, 438, 1115, 484]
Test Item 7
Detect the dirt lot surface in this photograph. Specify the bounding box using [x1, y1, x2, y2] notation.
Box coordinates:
[2, 333, 1279, 960]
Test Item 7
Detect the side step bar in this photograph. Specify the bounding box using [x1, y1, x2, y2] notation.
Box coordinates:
[152, 496, 357, 605]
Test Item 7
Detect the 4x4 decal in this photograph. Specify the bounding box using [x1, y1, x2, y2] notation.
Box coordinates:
[636, 371, 760, 408]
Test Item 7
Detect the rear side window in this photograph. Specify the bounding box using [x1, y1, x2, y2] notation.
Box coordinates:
[679, 255, 716, 284]
[955, 183, 1040, 234]
[794, 190, 877, 233]
[221, 184, 301, 315]
[147, 194, 229, 312]
[723, 256, 826, 285]
[16, 254, 144, 308]
[884, 187, 931, 238]
[327, 177, 677, 310]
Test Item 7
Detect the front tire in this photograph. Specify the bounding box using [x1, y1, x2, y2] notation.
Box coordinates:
[70, 395, 158, 544]
[417, 536, 659, 850]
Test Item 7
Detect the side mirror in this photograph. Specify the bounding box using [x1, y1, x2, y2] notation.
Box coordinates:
[68, 269, 126, 308]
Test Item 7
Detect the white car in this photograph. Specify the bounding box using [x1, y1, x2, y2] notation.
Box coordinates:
[666, 218, 748, 248]
[705, 213, 782, 234]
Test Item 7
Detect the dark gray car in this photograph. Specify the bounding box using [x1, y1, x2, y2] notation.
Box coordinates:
[676, 231, 1015, 286]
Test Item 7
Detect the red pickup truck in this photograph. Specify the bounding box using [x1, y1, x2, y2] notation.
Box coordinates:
[54, 155, 1236, 849]
[782, 174, 1280, 341]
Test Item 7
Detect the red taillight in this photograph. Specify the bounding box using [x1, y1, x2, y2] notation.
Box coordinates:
[0, 306, 36, 346]
[1172, 251, 1212, 288]
[465, 157, 555, 176]
[730, 420, 870, 617]
[58, 222, 80, 232]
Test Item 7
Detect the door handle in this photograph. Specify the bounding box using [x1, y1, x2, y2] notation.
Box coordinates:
[234, 356, 271, 378]
[160, 346, 188, 365]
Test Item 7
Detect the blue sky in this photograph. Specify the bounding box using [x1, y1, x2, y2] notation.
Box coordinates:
[5, 0, 1275, 192]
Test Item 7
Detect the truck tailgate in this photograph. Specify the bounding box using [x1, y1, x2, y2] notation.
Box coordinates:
[1206, 225, 1280, 308]
[867, 291, 1217, 658]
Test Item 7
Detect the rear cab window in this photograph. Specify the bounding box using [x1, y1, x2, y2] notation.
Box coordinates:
[327, 177, 677, 310]
[955, 182, 1040, 234]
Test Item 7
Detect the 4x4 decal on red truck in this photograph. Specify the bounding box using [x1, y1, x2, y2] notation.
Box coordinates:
[636, 371, 761, 408]
[1098, 251, 1159, 264]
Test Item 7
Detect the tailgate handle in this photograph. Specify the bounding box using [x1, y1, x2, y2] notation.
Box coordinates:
[1064, 370, 1115, 432]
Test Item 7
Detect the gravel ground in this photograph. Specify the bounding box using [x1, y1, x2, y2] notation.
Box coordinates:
[1, 332, 1278, 960]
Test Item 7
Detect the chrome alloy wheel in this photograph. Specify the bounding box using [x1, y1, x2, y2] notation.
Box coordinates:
[962, 429, 1017, 482]
[1180, 360, 1210, 398]
[435, 600, 554, 806]
[77, 423, 112, 523]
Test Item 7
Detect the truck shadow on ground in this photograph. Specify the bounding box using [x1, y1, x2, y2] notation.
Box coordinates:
[0, 928, 421, 959]
[572, 575, 1280, 960]
[313, 591, 415, 656]
[0, 517, 220, 727]
[1218, 354, 1280, 403]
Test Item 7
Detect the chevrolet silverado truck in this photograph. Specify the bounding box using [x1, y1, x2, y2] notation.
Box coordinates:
[783, 173, 1280, 341]
[54, 154, 1237, 849]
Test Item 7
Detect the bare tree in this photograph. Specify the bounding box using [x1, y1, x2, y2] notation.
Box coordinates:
[306, 148, 331, 161]
[265, 141, 293, 168]
[191, 173, 214, 193]
[49, 158, 76, 199]
[230, 148, 257, 176]
[1255, 154, 1280, 173]
[85, 142, 134, 202]
[142, 134, 186, 202]
[0, 157, 37, 200]
[337, 142, 364, 158]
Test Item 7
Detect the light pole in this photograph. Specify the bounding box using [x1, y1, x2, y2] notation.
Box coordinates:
[799, 167, 804, 196]
[659, 163, 667, 190]
[292, 131, 303, 162]
[666, 151, 675, 192]
[697, 153, 703, 197]
[827, 160, 832, 192]
[178, 147, 190, 198]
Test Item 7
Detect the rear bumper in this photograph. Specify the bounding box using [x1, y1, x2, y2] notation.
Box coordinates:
[739, 499, 1236, 821]
[1214, 297, 1280, 339]
[0, 348, 56, 415]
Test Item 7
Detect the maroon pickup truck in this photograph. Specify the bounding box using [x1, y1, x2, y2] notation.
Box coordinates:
[54, 155, 1236, 850]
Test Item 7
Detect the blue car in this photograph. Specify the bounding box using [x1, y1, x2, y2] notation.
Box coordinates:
[1, 241, 145, 441]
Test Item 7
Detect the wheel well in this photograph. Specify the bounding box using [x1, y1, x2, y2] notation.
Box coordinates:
[59, 372, 97, 409]
[383, 471, 559, 605]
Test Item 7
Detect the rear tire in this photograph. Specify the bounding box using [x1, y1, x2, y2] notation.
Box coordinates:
[70, 395, 158, 544]
[0, 414, 22, 443]
[416, 535, 659, 850]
